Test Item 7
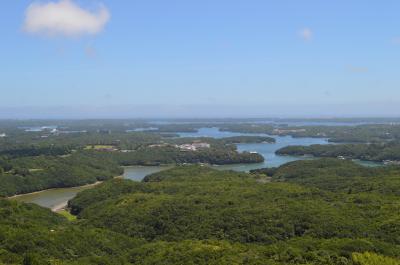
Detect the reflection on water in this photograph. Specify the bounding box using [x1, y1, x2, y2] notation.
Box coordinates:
[13, 186, 93, 210]
[123, 165, 171, 181]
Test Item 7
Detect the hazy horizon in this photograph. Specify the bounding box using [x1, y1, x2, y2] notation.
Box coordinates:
[1, 102, 400, 119]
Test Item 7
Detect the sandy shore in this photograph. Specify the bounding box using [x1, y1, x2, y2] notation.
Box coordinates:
[52, 201, 69, 212]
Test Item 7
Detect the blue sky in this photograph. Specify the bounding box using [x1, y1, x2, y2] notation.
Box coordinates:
[1, 0, 400, 118]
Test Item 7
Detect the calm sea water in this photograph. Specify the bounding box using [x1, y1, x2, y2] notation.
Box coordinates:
[179, 127, 329, 170]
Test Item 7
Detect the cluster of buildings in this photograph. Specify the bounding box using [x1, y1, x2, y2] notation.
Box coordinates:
[147, 142, 211, 151]
[177, 142, 211, 151]
[0, 133, 6, 138]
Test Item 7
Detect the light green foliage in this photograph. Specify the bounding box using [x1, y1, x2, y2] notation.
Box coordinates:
[57, 210, 76, 221]
[352, 252, 400, 265]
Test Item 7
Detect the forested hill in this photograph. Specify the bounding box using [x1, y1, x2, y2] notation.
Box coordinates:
[276, 143, 400, 163]
[0, 160, 399, 263]
[252, 158, 400, 194]
[65, 160, 400, 264]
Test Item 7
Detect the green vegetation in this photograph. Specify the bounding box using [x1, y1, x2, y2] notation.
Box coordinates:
[220, 123, 400, 143]
[1, 159, 400, 264]
[66, 161, 400, 264]
[276, 143, 400, 162]
[4, 119, 400, 197]
[57, 209, 77, 221]
[96, 145, 263, 166]
[1, 120, 400, 264]
[352, 252, 400, 265]
[0, 152, 123, 197]
[0, 125, 265, 196]
[265, 159, 400, 194]
[0, 199, 142, 264]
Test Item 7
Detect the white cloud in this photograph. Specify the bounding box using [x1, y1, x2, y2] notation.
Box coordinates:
[298, 28, 313, 41]
[24, 0, 110, 37]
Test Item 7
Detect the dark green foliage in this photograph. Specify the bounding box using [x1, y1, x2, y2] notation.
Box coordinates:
[0, 153, 123, 197]
[220, 123, 400, 143]
[276, 143, 400, 162]
[92, 146, 264, 166]
[68, 179, 146, 215]
[0, 199, 142, 264]
[250, 167, 278, 176]
[68, 163, 400, 263]
[2, 160, 400, 264]
[0, 145, 71, 159]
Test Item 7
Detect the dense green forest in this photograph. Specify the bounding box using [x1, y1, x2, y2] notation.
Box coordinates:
[2, 160, 398, 264]
[0, 153, 123, 197]
[0, 159, 400, 265]
[70, 162, 400, 250]
[276, 143, 400, 162]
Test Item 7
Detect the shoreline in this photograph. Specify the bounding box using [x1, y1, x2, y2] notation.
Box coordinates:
[7, 166, 171, 212]
[7, 163, 261, 201]
[9, 181, 105, 213]
[7, 167, 159, 201]
[7, 163, 244, 212]
[8, 181, 103, 200]
[52, 201, 69, 212]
